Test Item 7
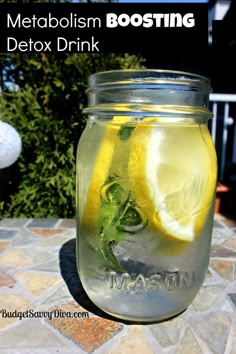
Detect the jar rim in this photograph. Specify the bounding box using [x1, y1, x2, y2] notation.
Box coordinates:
[88, 69, 211, 94]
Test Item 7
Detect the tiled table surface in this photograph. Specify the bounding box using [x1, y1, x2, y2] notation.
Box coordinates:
[0, 215, 236, 354]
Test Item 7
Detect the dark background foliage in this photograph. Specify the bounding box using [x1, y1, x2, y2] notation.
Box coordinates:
[0, 53, 144, 217]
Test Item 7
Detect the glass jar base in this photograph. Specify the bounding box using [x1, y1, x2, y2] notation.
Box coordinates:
[94, 303, 188, 323]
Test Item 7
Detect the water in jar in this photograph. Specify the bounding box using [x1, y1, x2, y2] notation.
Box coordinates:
[76, 114, 217, 322]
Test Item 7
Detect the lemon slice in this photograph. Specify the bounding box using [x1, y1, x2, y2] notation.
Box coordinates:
[81, 116, 133, 231]
[128, 118, 217, 245]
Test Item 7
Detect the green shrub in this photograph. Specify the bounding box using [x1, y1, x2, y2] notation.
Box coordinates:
[0, 53, 144, 218]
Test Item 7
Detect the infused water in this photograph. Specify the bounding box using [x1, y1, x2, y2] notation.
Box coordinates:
[76, 114, 217, 322]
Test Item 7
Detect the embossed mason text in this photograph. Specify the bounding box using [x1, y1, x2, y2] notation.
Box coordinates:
[108, 270, 195, 292]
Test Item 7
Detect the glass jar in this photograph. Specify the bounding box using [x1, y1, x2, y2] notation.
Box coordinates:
[76, 70, 217, 322]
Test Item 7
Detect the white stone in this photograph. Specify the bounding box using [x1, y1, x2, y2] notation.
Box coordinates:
[0, 121, 22, 168]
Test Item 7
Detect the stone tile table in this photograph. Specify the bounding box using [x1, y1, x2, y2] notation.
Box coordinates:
[0, 216, 236, 354]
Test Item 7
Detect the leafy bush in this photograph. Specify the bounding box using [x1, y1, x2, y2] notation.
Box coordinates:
[0, 53, 144, 218]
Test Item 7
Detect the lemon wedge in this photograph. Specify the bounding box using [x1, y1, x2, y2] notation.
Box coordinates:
[128, 118, 217, 244]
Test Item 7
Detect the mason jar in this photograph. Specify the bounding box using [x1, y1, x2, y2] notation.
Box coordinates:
[76, 70, 217, 322]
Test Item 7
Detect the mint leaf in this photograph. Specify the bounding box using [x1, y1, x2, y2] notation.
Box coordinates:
[119, 206, 142, 227]
[99, 179, 148, 272]
[98, 166, 149, 272]
[100, 229, 126, 273]
[118, 126, 134, 141]
[99, 181, 126, 272]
